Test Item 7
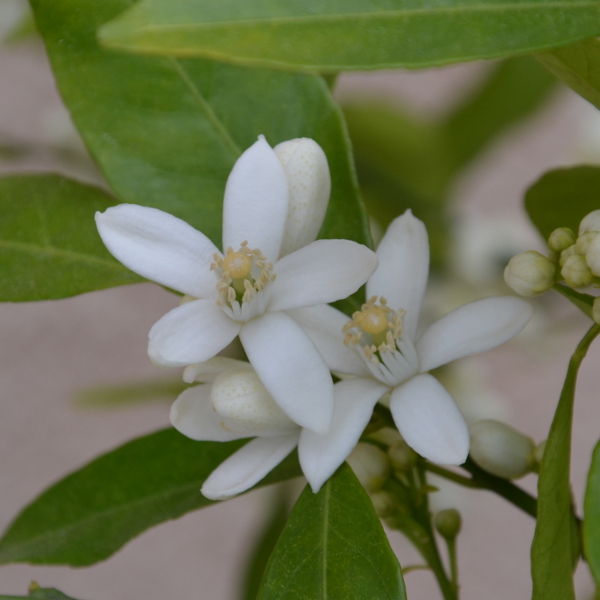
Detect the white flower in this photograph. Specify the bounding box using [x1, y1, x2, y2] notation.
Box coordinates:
[95, 136, 378, 434]
[171, 358, 386, 498]
[289, 211, 533, 464]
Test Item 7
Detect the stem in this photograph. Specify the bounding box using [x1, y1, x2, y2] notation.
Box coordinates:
[424, 463, 483, 489]
[447, 538, 459, 591]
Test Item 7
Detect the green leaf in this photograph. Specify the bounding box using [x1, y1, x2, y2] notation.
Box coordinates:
[0, 585, 84, 600]
[584, 438, 600, 587]
[98, 0, 600, 71]
[257, 463, 407, 600]
[0, 428, 301, 566]
[525, 166, 600, 241]
[0, 174, 142, 301]
[531, 324, 600, 600]
[537, 38, 600, 110]
[30, 0, 370, 249]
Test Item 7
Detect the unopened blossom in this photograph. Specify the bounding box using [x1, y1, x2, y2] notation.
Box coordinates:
[96, 136, 378, 434]
[171, 358, 386, 498]
[290, 211, 533, 465]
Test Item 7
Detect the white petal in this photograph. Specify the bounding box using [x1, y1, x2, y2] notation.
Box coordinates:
[182, 357, 252, 383]
[222, 136, 289, 261]
[390, 374, 469, 465]
[416, 296, 534, 373]
[274, 138, 331, 257]
[170, 384, 245, 441]
[287, 305, 371, 377]
[299, 378, 388, 493]
[269, 240, 378, 311]
[240, 312, 334, 434]
[95, 204, 219, 298]
[201, 434, 299, 500]
[148, 299, 241, 367]
[367, 210, 429, 340]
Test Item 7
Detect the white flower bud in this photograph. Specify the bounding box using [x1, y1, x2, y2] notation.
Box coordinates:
[434, 509, 462, 540]
[346, 442, 391, 492]
[274, 138, 331, 257]
[560, 244, 577, 267]
[548, 227, 576, 253]
[576, 232, 599, 256]
[388, 440, 417, 472]
[579, 209, 600, 235]
[561, 254, 594, 287]
[369, 489, 395, 519]
[469, 420, 535, 479]
[210, 370, 298, 437]
[586, 234, 600, 276]
[594, 297, 600, 325]
[504, 251, 555, 296]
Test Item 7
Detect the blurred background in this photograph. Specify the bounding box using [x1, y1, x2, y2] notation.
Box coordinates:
[1, 1, 600, 598]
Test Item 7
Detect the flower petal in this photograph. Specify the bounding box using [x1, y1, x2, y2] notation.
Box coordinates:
[287, 305, 372, 377]
[222, 136, 289, 262]
[299, 378, 389, 493]
[148, 299, 241, 367]
[201, 434, 299, 500]
[183, 357, 252, 383]
[95, 204, 219, 298]
[170, 384, 246, 441]
[390, 374, 469, 465]
[274, 138, 331, 257]
[240, 312, 334, 434]
[269, 239, 378, 311]
[367, 210, 429, 340]
[416, 296, 533, 373]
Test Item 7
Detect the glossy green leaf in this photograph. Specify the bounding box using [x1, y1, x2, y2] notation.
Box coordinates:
[537, 38, 600, 110]
[0, 175, 141, 301]
[584, 438, 600, 586]
[0, 428, 301, 566]
[525, 166, 600, 240]
[98, 0, 600, 71]
[531, 324, 600, 600]
[257, 463, 406, 600]
[30, 0, 370, 250]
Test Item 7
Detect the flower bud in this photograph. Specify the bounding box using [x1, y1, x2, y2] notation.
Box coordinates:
[561, 254, 594, 288]
[469, 420, 535, 479]
[504, 251, 555, 296]
[579, 209, 600, 235]
[388, 440, 417, 472]
[548, 227, 576, 253]
[533, 440, 546, 466]
[559, 244, 577, 267]
[346, 442, 391, 492]
[210, 370, 298, 436]
[434, 509, 462, 540]
[586, 234, 600, 276]
[274, 138, 331, 257]
[576, 232, 599, 256]
[369, 489, 396, 519]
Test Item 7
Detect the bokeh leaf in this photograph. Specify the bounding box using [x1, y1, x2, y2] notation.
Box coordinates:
[257, 463, 406, 600]
[531, 324, 600, 600]
[0, 428, 301, 566]
[537, 38, 600, 110]
[31, 0, 370, 249]
[584, 438, 600, 587]
[0, 587, 83, 600]
[0, 174, 141, 301]
[99, 0, 600, 71]
[525, 166, 600, 241]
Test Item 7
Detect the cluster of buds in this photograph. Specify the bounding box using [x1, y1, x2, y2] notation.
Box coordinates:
[504, 210, 600, 321]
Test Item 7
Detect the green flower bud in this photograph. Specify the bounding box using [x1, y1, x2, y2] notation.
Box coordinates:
[469, 420, 535, 479]
[559, 244, 577, 267]
[576, 232, 599, 256]
[369, 489, 396, 519]
[579, 209, 600, 235]
[561, 254, 594, 288]
[388, 439, 417, 472]
[548, 227, 576, 253]
[347, 443, 391, 492]
[594, 297, 600, 325]
[504, 251, 555, 296]
[586, 234, 600, 277]
[434, 509, 462, 540]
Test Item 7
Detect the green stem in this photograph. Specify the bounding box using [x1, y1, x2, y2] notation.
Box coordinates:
[447, 538, 459, 591]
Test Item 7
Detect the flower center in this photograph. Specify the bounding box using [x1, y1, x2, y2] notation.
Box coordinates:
[343, 296, 405, 360]
[211, 242, 276, 321]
